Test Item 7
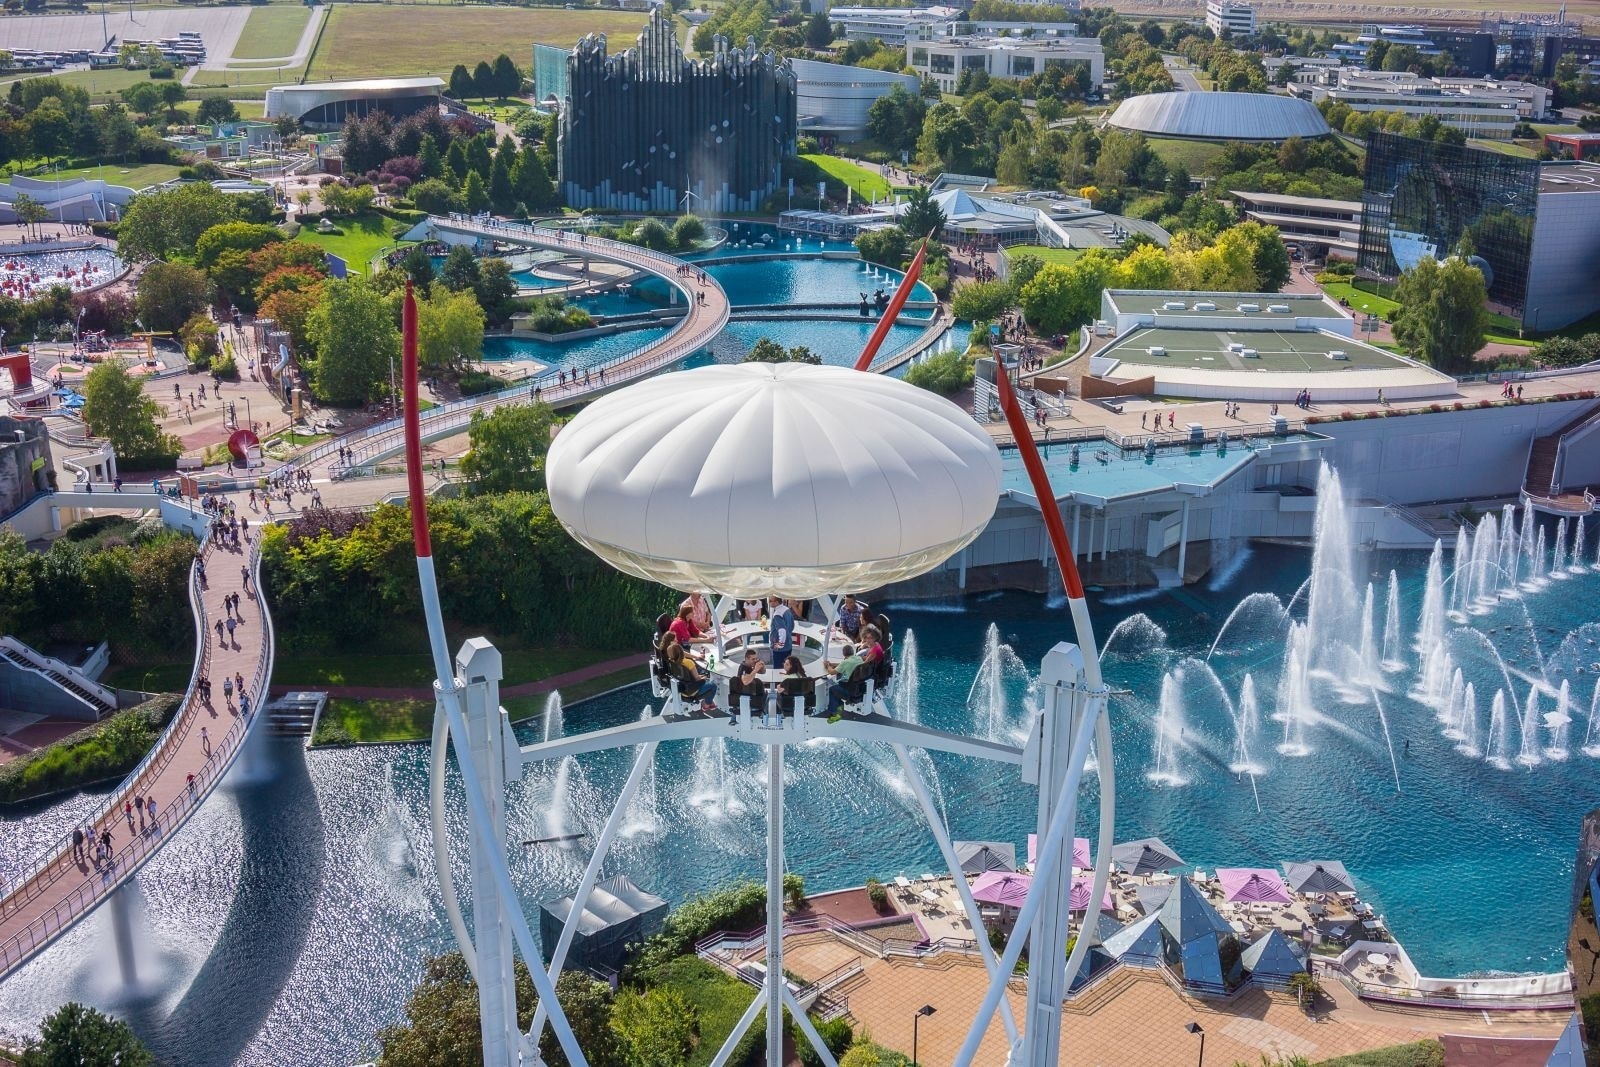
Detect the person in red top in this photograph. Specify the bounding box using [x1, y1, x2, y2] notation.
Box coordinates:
[668, 604, 712, 649]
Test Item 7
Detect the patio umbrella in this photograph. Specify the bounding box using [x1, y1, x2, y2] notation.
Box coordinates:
[1216, 867, 1292, 905]
[1028, 834, 1091, 868]
[51, 386, 73, 398]
[61, 393, 85, 409]
[1112, 837, 1185, 876]
[970, 871, 1031, 908]
[1068, 877, 1114, 913]
[1283, 860, 1354, 895]
[954, 840, 1016, 874]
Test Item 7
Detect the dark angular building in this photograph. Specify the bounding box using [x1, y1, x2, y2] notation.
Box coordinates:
[558, 11, 797, 213]
[1542, 35, 1600, 78]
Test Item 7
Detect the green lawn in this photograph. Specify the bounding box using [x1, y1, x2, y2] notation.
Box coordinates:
[295, 212, 408, 272]
[48, 161, 183, 189]
[1145, 136, 1227, 174]
[231, 4, 313, 60]
[1004, 244, 1084, 265]
[800, 153, 892, 201]
[306, 6, 649, 81]
[1468, 138, 1539, 158]
[231, 99, 268, 119]
[186, 64, 306, 93]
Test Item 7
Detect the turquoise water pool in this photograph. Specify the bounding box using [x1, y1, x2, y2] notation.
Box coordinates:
[711, 319, 936, 367]
[706, 256, 933, 307]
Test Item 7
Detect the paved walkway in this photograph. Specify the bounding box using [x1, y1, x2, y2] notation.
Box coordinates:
[0, 532, 273, 980]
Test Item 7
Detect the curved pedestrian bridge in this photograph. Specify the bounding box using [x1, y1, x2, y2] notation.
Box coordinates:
[0, 530, 275, 980]
[294, 215, 731, 478]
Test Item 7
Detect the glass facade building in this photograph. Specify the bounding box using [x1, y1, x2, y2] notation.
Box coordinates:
[532, 43, 569, 106]
[1357, 132, 1538, 317]
[558, 11, 796, 213]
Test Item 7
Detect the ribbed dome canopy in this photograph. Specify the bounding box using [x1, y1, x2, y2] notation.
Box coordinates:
[1108, 92, 1330, 141]
[547, 362, 1002, 598]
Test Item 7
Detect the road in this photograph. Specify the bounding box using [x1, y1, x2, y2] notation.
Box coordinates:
[1164, 56, 1204, 92]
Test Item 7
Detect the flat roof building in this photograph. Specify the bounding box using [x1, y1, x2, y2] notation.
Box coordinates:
[264, 77, 445, 130]
[1230, 190, 1363, 257]
[1358, 133, 1600, 331]
[1205, 1, 1256, 39]
[906, 30, 1102, 93]
[1289, 70, 1550, 139]
[828, 6, 965, 46]
[790, 57, 919, 141]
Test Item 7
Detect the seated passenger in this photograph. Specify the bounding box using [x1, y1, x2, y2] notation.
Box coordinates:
[821, 644, 868, 717]
[729, 649, 768, 712]
[776, 655, 810, 715]
[663, 636, 718, 711]
[668, 603, 712, 648]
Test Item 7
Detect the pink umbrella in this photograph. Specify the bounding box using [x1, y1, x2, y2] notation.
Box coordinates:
[1028, 834, 1092, 869]
[971, 871, 1032, 908]
[1216, 867, 1292, 905]
[1069, 877, 1114, 912]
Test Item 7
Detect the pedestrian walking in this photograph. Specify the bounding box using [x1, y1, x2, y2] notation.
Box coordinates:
[241, 565, 250, 588]
[71, 825, 84, 862]
[225, 616, 237, 644]
[215, 618, 225, 647]
[186, 773, 197, 796]
[145, 797, 156, 828]
[239, 692, 251, 718]
[223, 676, 234, 703]
[200, 726, 210, 756]
[135, 794, 145, 831]
[124, 799, 134, 830]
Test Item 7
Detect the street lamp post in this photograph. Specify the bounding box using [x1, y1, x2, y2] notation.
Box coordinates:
[239, 395, 252, 435]
[912, 1004, 936, 1066]
[1186, 1021, 1205, 1067]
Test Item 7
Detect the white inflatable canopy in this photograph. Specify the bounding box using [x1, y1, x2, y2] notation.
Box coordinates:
[546, 361, 1002, 598]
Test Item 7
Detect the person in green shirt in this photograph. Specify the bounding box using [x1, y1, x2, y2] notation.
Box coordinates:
[821, 644, 866, 717]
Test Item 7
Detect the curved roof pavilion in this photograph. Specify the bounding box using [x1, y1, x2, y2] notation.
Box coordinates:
[1108, 92, 1331, 141]
[546, 362, 1002, 599]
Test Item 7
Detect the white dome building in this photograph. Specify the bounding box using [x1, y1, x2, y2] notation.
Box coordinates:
[1107, 92, 1331, 141]
[546, 362, 1002, 598]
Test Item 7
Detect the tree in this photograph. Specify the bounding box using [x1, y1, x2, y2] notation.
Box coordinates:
[20, 1002, 153, 1067]
[1391, 256, 1489, 373]
[410, 177, 458, 215]
[438, 244, 481, 293]
[462, 171, 489, 213]
[904, 350, 973, 395]
[512, 144, 556, 212]
[492, 53, 522, 99]
[865, 85, 926, 158]
[475, 258, 517, 326]
[158, 81, 186, 119]
[466, 135, 493, 181]
[135, 260, 214, 333]
[400, 245, 435, 294]
[322, 183, 376, 216]
[446, 138, 470, 182]
[196, 96, 238, 125]
[855, 226, 909, 268]
[744, 337, 821, 364]
[805, 9, 833, 49]
[449, 64, 475, 101]
[376, 952, 536, 1067]
[899, 185, 947, 240]
[305, 277, 400, 405]
[489, 149, 516, 214]
[195, 221, 281, 272]
[609, 988, 697, 1067]
[473, 60, 496, 100]
[11, 192, 47, 240]
[419, 134, 444, 180]
[259, 283, 323, 356]
[180, 312, 220, 361]
[81, 363, 179, 464]
[417, 287, 485, 372]
[459, 401, 557, 495]
[1019, 250, 1115, 334]
[117, 182, 243, 262]
[950, 279, 1013, 321]
[119, 81, 163, 121]
[1230, 220, 1291, 292]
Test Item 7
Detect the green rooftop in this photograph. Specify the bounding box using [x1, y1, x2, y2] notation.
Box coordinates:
[1101, 326, 1408, 374]
[1105, 291, 1343, 319]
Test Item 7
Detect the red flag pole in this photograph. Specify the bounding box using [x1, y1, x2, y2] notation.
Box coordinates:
[853, 232, 931, 372]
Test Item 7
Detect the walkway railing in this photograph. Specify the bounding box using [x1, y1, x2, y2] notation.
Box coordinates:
[0, 536, 275, 980]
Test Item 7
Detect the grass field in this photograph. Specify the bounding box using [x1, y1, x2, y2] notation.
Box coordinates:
[294, 211, 407, 272]
[304, 6, 650, 81]
[186, 63, 306, 93]
[1468, 138, 1539, 159]
[230, 99, 267, 119]
[49, 160, 183, 189]
[1004, 244, 1085, 265]
[230, 4, 312, 60]
[1145, 136, 1228, 174]
[5, 67, 154, 103]
[1319, 277, 1532, 347]
[801, 153, 892, 201]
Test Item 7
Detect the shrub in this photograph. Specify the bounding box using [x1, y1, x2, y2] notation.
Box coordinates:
[312, 718, 354, 746]
[626, 881, 768, 976]
[0, 695, 180, 803]
[865, 877, 889, 911]
[950, 279, 1014, 322]
[795, 1017, 853, 1067]
[211, 352, 238, 380]
[458, 370, 504, 396]
[905, 350, 974, 395]
[523, 296, 593, 335]
[784, 872, 807, 910]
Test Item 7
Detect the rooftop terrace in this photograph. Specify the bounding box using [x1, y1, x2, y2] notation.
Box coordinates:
[1101, 326, 1402, 374]
[1105, 290, 1344, 321]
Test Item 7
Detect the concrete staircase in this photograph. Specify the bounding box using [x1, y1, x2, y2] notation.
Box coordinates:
[1524, 402, 1600, 513]
[0, 638, 116, 719]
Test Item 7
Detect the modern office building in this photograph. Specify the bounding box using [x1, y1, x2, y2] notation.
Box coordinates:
[829, 5, 965, 46]
[1541, 34, 1600, 77]
[558, 11, 796, 213]
[1204, 0, 1256, 39]
[1357, 133, 1600, 330]
[1231, 190, 1363, 258]
[1288, 70, 1550, 139]
[264, 77, 445, 130]
[789, 58, 920, 142]
[1484, 11, 1581, 74]
[906, 30, 1103, 93]
[1330, 25, 1496, 76]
